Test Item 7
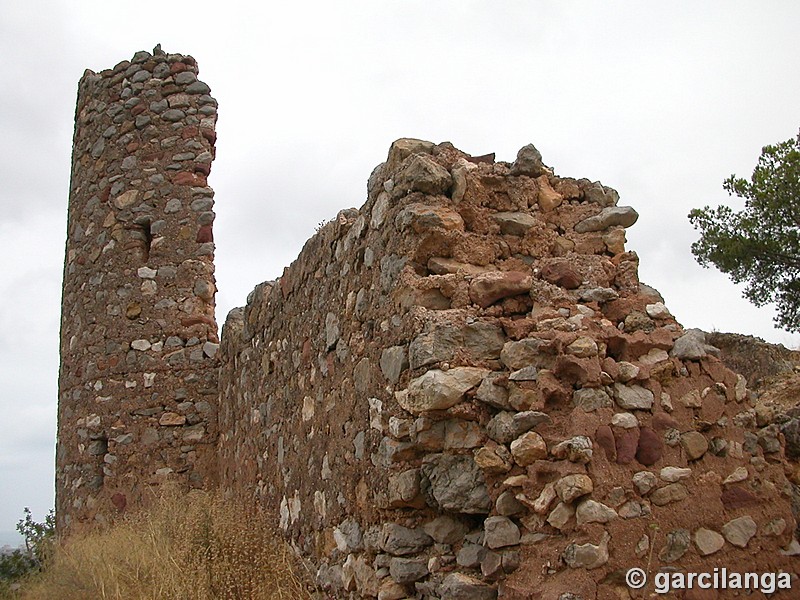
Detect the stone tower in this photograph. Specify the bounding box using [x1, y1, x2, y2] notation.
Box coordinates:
[57, 48, 219, 532]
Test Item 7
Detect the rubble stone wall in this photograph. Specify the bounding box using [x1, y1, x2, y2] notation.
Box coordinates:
[57, 48, 220, 531]
[59, 49, 799, 599]
[217, 139, 798, 599]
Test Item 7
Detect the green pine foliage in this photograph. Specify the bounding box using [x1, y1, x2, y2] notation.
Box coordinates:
[689, 131, 800, 331]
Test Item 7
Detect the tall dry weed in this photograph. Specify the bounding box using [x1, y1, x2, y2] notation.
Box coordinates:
[16, 488, 313, 600]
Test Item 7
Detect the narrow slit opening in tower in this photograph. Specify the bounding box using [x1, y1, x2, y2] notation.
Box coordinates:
[131, 218, 153, 263]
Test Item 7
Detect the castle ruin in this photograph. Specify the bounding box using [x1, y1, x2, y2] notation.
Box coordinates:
[58, 49, 798, 599]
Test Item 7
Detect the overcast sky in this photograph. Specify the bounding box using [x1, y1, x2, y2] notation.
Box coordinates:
[1, 1, 798, 543]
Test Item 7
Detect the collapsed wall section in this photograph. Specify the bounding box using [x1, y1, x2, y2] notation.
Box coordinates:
[218, 139, 797, 599]
[57, 48, 219, 532]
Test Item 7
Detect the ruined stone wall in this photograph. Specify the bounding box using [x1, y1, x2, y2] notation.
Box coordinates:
[217, 139, 798, 599]
[57, 48, 220, 531]
[60, 49, 799, 599]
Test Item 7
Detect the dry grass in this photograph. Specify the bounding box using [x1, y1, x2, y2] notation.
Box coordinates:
[16, 488, 313, 600]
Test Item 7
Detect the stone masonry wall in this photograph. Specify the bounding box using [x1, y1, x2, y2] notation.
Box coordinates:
[60, 49, 799, 599]
[57, 48, 220, 532]
[217, 139, 798, 599]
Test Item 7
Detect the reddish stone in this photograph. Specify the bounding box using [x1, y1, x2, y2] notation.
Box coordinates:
[194, 162, 211, 176]
[466, 152, 495, 165]
[181, 126, 199, 139]
[595, 425, 616, 461]
[142, 151, 164, 164]
[280, 271, 292, 299]
[131, 104, 146, 116]
[126, 142, 139, 153]
[111, 493, 127, 511]
[96, 357, 108, 371]
[469, 271, 532, 308]
[554, 355, 601, 387]
[652, 411, 680, 431]
[181, 315, 216, 328]
[602, 297, 648, 324]
[721, 486, 758, 510]
[614, 427, 640, 464]
[537, 370, 570, 407]
[172, 171, 207, 186]
[108, 355, 119, 368]
[540, 260, 582, 289]
[636, 427, 663, 466]
[170, 62, 187, 74]
[196, 225, 213, 243]
[201, 128, 217, 145]
[499, 317, 537, 340]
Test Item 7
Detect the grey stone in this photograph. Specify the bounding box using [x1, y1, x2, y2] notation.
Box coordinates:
[385, 138, 435, 172]
[456, 543, 486, 568]
[381, 523, 433, 556]
[91, 138, 105, 158]
[495, 490, 525, 516]
[574, 206, 639, 233]
[380, 346, 408, 384]
[483, 516, 520, 549]
[161, 109, 186, 122]
[421, 454, 492, 514]
[174, 71, 197, 85]
[395, 203, 463, 232]
[334, 518, 363, 553]
[399, 367, 488, 414]
[510, 431, 548, 466]
[388, 469, 421, 508]
[508, 366, 539, 381]
[578, 287, 619, 303]
[476, 373, 510, 409]
[186, 80, 211, 94]
[650, 483, 688, 506]
[573, 387, 612, 411]
[131, 69, 151, 83]
[424, 515, 469, 544]
[563, 532, 610, 569]
[781, 417, 800, 460]
[510, 144, 546, 177]
[694, 528, 725, 556]
[492, 211, 537, 236]
[670, 328, 719, 360]
[486, 410, 551, 444]
[547, 502, 576, 530]
[575, 499, 617, 525]
[680, 431, 709, 460]
[149, 99, 168, 113]
[325, 312, 340, 350]
[554, 474, 594, 504]
[409, 328, 462, 368]
[722, 516, 757, 548]
[618, 500, 651, 519]
[550, 435, 593, 463]
[611, 412, 639, 429]
[389, 557, 429, 584]
[660, 466, 692, 482]
[613, 383, 654, 410]
[659, 528, 690, 562]
[582, 180, 619, 207]
[395, 154, 452, 196]
[632, 471, 657, 495]
[500, 338, 551, 370]
[480, 549, 503, 578]
[439, 572, 497, 600]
